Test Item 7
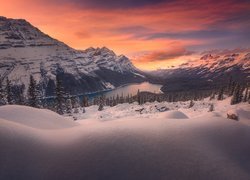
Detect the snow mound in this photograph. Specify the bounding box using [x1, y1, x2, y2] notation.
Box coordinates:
[0, 105, 78, 129]
[163, 110, 189, 119]
[235, 108, 250, 121]
[0, 104, 250, 179]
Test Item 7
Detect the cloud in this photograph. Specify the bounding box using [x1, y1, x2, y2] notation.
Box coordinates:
[134, 47, 194, 63]
[75, 31, 92, 39]
[1, 0, 250, 70]
[201, 48, 250, 56]
[60, 0, 169, 9]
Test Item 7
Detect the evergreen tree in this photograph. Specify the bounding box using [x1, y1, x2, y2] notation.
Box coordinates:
[116, 94, 119, 104]
[231, 84, 242, 105]
[82, 96, 89, 107]
[55, 75, 65, 115]
[243, 87, 248, 102]
[98, 96, 104, 111]
[72, 96, 80, 114]
[217, 87, 224, 101]
[208, 104, 214, 112]
[137, 89, 141, 105]
[6, 77, 14, 104]
[15, 85, 25, 105]
[209, 92, 215, 100]
[189, 100, 194, 108]
[65, 95, 72, 115]
[248, 91, 250, 104]
[82, 106, 86, 113]
[229, 82, 236, 96]
[227, 76, 233, 94]
[0, 79, 7, 105]
[27, 75, 38, 107]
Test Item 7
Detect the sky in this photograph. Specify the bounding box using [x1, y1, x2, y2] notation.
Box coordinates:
[1, 0, 250, 70]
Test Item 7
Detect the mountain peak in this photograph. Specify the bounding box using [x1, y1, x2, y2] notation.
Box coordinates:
[0, 17, 144, 95]
[0, 16, 63, 49]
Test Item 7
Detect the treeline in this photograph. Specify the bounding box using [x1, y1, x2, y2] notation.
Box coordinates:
[0, 75, 249, 116]
[135, 77, 250, 105]
[0, 75, 85, 117]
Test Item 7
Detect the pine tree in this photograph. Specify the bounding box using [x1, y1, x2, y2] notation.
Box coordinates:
[217, 87, 224, 101]
[98, 96, 104, 111]
[189, 100, 194, 108]
[231, 84, 242, 105]
[209, 92, 215, 100]
[82, 96, 89, 107]
[137, 89, 141, 105]
[227, 76, 233, 94]
[248, 91, 250, 104]
[82, 106, 86, 113]
[243, 87, 248, 102]
[0, 79, 7, 105]
[72, 96, 80, 114]
[208, 104, 214, 112]
[27, 75, 38, 107]
[16, 85, 25, 105]
[65, 95, 72, 115]
[6, 77, 13, 104]
[229, 82, 236, 96]
[55, 75, 65, 115]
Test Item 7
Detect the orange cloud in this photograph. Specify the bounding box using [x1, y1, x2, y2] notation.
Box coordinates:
[133, 47, 193, 63]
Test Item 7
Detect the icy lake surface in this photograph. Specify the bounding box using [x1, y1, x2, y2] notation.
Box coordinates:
[89, 82, 162, 98]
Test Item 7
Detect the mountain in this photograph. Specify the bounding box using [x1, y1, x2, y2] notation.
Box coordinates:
[0, 16, 145, 96]
[149, 52, 250, 93]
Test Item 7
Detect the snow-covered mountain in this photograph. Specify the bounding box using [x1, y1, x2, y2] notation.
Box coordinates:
[150, 52, 250, 92]
[0, 16, 145, 96]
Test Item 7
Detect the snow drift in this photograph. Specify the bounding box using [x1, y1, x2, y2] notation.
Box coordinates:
[0, 105, 78, 129]
[0, 105, 250, 180]
[162, 110, 189, 119]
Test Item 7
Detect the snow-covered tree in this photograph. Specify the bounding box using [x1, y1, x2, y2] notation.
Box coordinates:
[209, 92, 215, 100]
[98, 103, 104, 111]
[72, 96, 80, 114]
[189, 100, 194, 108]
[65, 95, 72, 115]
[208, 104, 214, 112]
[243, 87, 248, 102]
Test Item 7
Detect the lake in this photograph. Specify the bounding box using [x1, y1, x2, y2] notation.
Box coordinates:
[83, 82, 163, 99]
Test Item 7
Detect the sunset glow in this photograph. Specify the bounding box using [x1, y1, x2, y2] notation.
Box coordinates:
[1, 0, 250, 70]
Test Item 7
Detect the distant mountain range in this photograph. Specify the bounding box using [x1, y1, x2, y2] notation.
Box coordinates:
[149, 53, 250, 92]
[0, 16, 249, 96]
[0, 16, 145, 96]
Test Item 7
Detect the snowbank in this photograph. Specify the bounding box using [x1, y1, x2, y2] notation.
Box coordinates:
[162, 110, 189, 119]
[0, 105, 78, 129]
[0, 104, 250, 180]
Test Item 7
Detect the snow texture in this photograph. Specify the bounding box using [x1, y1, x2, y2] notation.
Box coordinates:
[0, 98, 250, 180]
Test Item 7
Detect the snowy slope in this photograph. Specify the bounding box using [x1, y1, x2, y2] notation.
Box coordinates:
[0, 16, 145, 96]
[0, 102, 250, 180]
[0, 105, 78, 129]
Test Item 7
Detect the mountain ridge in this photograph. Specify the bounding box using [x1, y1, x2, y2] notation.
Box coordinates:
[0, 16, 145, 96]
